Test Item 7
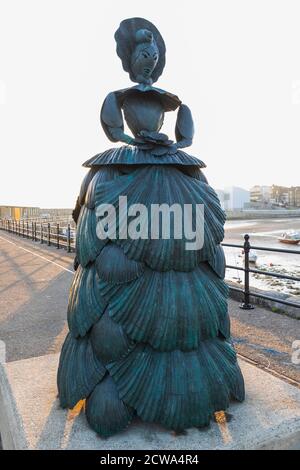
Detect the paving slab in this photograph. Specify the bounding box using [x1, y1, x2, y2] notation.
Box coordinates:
[0, 353, 299, 450]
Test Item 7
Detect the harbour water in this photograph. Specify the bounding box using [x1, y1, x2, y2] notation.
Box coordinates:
[224, 218, 300, 297]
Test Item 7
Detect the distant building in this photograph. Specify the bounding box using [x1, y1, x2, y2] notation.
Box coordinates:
[270, 185, 289, 206]
[249, 184, 300, 208]
[0, 206, 73, 221]
[250, 185, 272, 204]
[217, 187, 250, 211]
[40, 208, 73, 219]
[288, 186, 300, 207]
[0, 206, 40, 220]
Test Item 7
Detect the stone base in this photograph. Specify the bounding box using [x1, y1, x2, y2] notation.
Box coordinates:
[0, 353, 300, 450]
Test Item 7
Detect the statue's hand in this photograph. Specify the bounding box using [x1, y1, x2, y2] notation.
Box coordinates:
[151, 143, 178, 156]
[130, 136, 153, 149]
[138, 130, 173, 145]
[129, 131, 178, 155]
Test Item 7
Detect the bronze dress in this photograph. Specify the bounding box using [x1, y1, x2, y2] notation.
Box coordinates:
[57, 84, 245, 437]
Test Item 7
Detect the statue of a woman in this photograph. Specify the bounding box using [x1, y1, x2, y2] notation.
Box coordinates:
[57, 17, 245, 437]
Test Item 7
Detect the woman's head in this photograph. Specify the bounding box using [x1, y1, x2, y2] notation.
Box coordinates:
[115, 18, 166, 85]
[130, 29, 159, 84]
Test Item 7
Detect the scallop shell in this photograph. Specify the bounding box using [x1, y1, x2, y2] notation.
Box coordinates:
[107, 338, 245, 430]
[100, 264, 229, 351]
[76, 205, 107, 267]
[90, 308, 134, 365]
[85, 166, 122, 209]
[83, 146, 206, 167]
[95, 243, 145, 284]
[86, 375, 134, 438]
[208, 244, 226, 279]
[67, 263, 107, 337]
[78, 167, 98, 206]
[57, 332, 106, 409]
[94, 165, 225, 271]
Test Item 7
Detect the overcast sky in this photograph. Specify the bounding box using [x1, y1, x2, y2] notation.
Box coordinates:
[1, 0, 300, 207]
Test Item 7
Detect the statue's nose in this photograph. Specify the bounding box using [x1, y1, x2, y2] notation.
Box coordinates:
[146, 57, 155, 67]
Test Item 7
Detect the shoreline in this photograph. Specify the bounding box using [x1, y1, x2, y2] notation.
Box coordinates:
[226, 210, 300, 220]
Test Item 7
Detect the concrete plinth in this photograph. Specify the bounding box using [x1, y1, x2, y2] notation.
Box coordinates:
[0, 353, 299, 450]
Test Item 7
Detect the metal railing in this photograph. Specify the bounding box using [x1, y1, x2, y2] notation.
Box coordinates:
[0, 219, 75, 252]
[0, 220, 299, 310]
[222, 234, 300, 310]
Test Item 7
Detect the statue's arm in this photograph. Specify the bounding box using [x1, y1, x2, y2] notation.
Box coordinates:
[100, 92, 133, 144]
[175, 104, 194, 149]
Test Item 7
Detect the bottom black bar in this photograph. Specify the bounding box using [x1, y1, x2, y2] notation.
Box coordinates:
[0, 450, 291, 464]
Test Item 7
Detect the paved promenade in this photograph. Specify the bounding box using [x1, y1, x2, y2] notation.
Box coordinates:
[0, 231, 299, 385]
[0, 232, 73, 362]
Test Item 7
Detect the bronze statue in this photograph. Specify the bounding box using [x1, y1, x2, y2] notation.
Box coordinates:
[57, 17, 245, 437]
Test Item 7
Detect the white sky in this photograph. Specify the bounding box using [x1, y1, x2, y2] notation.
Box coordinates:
[1, 0, 300, 208]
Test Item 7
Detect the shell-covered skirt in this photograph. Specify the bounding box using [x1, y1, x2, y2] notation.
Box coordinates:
[57, 146, 245, 436]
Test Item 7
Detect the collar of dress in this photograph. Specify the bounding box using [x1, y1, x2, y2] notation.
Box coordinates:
[115, 84, 182, 112]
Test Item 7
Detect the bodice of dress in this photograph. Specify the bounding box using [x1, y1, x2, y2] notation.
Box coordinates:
[100, 85, 194, 149]
[122, 92, 164, 137]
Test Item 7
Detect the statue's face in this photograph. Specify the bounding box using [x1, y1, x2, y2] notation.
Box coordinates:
[131, 43, 159, 84]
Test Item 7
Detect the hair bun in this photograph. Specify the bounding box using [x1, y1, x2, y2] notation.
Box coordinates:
[135, 29, 153, 44]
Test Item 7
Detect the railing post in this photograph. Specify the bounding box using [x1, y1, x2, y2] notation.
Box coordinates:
[26, 221, 29, 239]
[67, 224, 71, 253]
[34, 222, 37, 241]
[47, 223, 51, 246]
[31, 222, 34, 241]
[22, 220, 25, 238]
[240, 234, 254, 310]
[41, 224, 43, 244]
[56, 223, 60, 249]
[18, 221, 21, 237]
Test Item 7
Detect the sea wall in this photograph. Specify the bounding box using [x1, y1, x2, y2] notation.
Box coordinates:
[226, 209, 300, 220]
[227, 279, 300, 320]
